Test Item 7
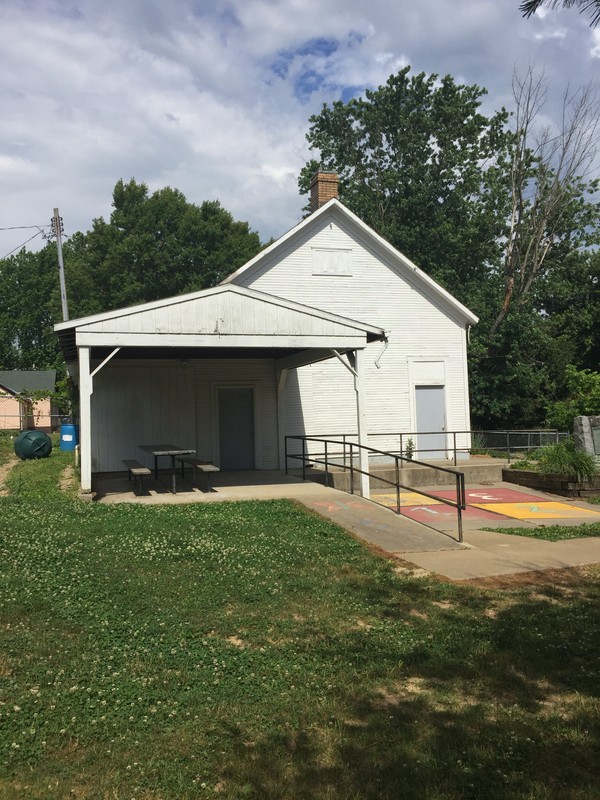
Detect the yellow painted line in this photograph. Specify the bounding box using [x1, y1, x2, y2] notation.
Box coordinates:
[472, 502, 600, 520]
[375, 492, 442, 506]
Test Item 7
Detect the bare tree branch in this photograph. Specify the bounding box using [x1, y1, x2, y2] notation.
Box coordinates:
[490, 66, 600, 337]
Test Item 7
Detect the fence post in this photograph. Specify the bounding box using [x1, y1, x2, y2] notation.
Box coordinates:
[506, 430, 511, 463]
[285, 436, 288, 475]
[325, 440, 329, 487]
[457, 472, 465, 543]
[349, 443, 354, 495]
[395, 456, 401, 515]
[453, 431, 457, 466]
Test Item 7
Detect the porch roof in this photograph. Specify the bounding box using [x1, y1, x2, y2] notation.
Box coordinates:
[55, 284, 386, 371]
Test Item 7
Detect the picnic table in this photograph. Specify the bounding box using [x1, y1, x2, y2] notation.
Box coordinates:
[139, 443, 196, 494]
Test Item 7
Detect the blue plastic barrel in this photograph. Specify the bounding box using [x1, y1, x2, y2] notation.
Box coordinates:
[60, 423, 79, 451]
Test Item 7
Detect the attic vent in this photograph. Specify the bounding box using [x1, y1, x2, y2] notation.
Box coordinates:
[312, 247, 352, 276]
[309, 170, 339, 212]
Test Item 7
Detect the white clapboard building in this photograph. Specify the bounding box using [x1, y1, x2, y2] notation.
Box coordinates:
[55, 172, 478, 494]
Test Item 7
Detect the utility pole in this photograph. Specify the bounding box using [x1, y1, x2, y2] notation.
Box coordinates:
[52, 208, 69, 321]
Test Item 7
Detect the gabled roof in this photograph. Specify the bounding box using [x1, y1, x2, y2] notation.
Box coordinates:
[221, 198, 479, 326]
[54, 283, 386, 363]
[0, 370, 56, 396]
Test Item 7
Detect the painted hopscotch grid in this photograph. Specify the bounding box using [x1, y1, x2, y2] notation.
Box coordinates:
[471, 502, 600, 521]
[374, 488, 600, 522]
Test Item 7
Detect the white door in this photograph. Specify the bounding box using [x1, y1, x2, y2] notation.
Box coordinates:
[415, 385, 447, 460]
[218, 387, 255, 469]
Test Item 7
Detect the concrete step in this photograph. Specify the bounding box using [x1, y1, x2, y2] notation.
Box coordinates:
[298, 457, 507, 491]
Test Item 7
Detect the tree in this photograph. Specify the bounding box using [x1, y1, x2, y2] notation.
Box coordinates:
[520, 0, 600, 26]
[0, 246, 60, 369]
[64, 180, 263, 316]
[545, 365, 600, 428]
[0, 180, 264, 370]
[490, 67, 600, 337]
[299, 67, 513, 302]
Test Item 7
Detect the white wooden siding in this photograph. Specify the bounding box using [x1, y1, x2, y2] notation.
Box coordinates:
[91, 363, 196, 473]
[79, 290, 367, 339]
[91, 359, 278, 472]
[237, 212, 472, 454]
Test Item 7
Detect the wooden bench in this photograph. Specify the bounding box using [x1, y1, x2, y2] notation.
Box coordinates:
[175, 456, 220, 489]
[123, 459, 152, 495]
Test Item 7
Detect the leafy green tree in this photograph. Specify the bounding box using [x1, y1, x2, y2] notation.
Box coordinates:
[0, 180, 263, 370]
[65, 180, 263, 315]
[0, 246, 60, 369]
[545, 366, 600, 429]
[299, 67, 512, 301]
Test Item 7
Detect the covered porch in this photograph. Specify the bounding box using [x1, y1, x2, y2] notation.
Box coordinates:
[55, 284, 385, 497]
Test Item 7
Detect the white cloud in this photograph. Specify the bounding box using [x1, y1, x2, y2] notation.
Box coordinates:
[0, 0, 598, 261]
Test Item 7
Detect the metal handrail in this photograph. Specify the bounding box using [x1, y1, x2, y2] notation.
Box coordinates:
[296, 428, 567, 465]
[285, 435, 466, 543]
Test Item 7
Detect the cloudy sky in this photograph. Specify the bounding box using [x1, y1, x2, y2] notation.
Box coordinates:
[1, 0, 598, 257]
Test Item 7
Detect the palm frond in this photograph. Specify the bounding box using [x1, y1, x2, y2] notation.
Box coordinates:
[520, 0, 600, 25]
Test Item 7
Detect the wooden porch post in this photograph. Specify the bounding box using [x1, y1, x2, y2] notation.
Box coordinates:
[354, 348, 370, 500]
[79, 346, 93, 493]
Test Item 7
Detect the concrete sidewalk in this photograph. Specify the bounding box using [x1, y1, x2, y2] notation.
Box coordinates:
[300, 482, 600, 580]
[401, 526, 600, 580]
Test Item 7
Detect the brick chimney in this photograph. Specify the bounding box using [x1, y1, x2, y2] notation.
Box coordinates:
[309, 170, 339, 213]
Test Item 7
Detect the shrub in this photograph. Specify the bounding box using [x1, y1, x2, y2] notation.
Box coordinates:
[545, 366, 600, 430]
[510, 458, 535, 470]
[537, 439, 598, 484]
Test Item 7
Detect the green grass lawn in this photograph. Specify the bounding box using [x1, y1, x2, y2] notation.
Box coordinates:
[1, 446, 600, 798]
[483, 522, 600, 541]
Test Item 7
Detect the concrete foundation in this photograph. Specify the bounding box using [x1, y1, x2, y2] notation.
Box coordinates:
[305, 457, 507, 492]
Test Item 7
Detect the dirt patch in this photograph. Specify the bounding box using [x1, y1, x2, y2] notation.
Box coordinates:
[60, 464, 77, 493]
[0, 455, 18, 496]
[394, 563, 430, 578]
[457, 564, 600, 589]
[226, 635, 246, 649]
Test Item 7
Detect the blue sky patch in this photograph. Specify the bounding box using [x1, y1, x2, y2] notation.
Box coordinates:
[294, 69, 327, 102]
[270, 36, 339, 79]
[269, 36, 340, 102]
[341, 85, 364, 103]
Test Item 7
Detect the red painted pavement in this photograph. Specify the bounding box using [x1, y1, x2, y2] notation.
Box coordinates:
[434, 488, 550, 504]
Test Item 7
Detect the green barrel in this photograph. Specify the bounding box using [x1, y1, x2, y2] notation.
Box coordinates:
[14, 430, 53, 460]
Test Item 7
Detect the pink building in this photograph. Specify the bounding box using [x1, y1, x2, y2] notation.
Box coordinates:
[0, 370, 56, 432]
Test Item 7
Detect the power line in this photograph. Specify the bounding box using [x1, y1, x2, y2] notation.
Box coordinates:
[0, 229, 46, 260]
[0, 224, 49, 231]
